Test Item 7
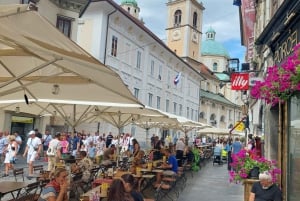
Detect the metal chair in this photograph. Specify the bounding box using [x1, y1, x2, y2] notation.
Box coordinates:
[33, 165, 44, 173]
[13, 168, 24, 182]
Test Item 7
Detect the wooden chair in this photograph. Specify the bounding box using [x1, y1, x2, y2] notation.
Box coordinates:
[13, 168, 25, 182]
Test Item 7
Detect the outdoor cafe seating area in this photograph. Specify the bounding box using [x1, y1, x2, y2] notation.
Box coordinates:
[0, 149, 202, 201]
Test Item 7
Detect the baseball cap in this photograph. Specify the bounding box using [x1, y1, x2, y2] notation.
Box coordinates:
[28, 130, 35, 136]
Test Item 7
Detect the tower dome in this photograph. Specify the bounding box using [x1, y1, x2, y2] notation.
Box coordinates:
[121, 0, 138, 7]
[120, 0, 140, 19]
[201, 27, 230, 58]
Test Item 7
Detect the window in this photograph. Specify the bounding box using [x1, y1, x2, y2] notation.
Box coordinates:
[222, 106, 225, 110]
[173, 102, 177, 114]
[206, 82, 210, 91]
[213, 62, 218, 71]
[174, 10, 182, 27]
[220, 115, 225, 122]
[166, 99, 170, 112]
[111, 35, 118, 57]
[229, 110, 232, 120]
[158, 65, 162, 80]
[191, 109, 194, 120]
[134, 88, 139, 99]
[193, 12, 197, 28]
[187, 107, 190, 118]
[157, 96, 161, 109]
[136, 51, 141, 69]
[212, 103, 216, 108]
[150, 60, 154, 76]
[148, 93, 153, 107]
[179, 104, 183, 116]
[56, 16, 72, 37]
[127, 7, 130, 12]
[199, 112, 205, 119]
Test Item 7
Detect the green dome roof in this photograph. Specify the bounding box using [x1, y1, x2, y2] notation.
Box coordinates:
[121, 0, 138, 7]
[201, 27, 230, 58]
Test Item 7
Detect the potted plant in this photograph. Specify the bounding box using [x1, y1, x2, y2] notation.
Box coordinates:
[251, 43, 300, 105]
[229, 149, 281, 183]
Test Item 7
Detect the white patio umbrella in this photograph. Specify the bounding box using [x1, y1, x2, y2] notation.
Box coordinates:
[0, 5, 144, 128]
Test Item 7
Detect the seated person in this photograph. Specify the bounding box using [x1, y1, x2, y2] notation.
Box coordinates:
[71, 151, 93, 183]
[130, 150, 146, 174]
[102, 144, 116, 166]
[38, 168, 69, 201]
[154, 149, 178, 188]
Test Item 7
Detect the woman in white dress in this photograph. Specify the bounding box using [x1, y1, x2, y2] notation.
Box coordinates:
[3, 135, 18, 177]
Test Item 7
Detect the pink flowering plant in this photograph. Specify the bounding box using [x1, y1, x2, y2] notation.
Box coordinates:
[229, 149, 281, 183]
[251, 43, 300, 106]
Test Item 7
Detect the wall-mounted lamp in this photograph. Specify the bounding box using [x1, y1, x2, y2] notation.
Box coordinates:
[15, 106, 20, 113]
[52, 84, 60, 95]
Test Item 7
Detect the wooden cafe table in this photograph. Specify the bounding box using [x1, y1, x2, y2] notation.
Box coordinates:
[0, 181, 28, 200]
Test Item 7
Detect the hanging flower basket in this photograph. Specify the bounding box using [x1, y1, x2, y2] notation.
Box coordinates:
[250, 43, 300, 106]
[229, 149, 281, 183]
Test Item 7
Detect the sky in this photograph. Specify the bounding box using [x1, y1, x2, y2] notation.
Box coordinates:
[115, 0, 246, 64]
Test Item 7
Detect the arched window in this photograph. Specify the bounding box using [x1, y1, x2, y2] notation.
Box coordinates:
[193, 12, 197, 27]
[199, 112, 205, 119]
[210, 114, 216, 125]
[127, 7, 130, 12]
[174, 10, 182, 27]
[220, 115, 225, 122]
[213, 62, 218, 71]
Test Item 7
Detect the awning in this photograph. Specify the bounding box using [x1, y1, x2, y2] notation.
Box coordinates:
[0, 5, 144, 127]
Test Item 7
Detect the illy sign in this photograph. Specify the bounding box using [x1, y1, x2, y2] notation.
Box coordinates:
[231, 73, 249, 90]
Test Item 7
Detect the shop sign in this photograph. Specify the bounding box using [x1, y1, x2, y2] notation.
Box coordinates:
[231, 73, 249, 90]
[12, 116, 34, 124]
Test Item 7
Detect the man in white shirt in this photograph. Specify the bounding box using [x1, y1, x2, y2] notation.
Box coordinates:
[47, 132, 62, 171]
[23, 130, 42, 176]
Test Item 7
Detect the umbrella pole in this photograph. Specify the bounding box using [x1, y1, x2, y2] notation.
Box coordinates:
[146, 128, 150, 149]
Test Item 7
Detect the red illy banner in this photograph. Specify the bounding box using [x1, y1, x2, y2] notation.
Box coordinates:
[231, 73, 249, 90]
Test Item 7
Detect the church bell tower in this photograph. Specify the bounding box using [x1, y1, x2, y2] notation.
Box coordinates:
[166, 0, 205, 62]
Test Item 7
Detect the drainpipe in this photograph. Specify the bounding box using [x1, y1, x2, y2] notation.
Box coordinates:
[104, 9, 117, 65]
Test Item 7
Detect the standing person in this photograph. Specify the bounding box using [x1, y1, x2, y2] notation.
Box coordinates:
[153, 136, 163, 160]
[132, 139, 140, 157]
[225, 139, 233, 171]
[106, 132, 114, 148]
[249, 171, 282, 201]
[47, 132, 62, 171]
[3, 135, 18, 177]
[60, 134, 69, 159]
[232, 137, 243, 154]
[87, 141, 96, 162]
[175, 138, 185, 167]
[23, 130, 42, 177]
[70, 133, 80, 157]
[42, 130, 52, 160]
[13, 131, 22, 154]
[107, 179, 133, 201]
[150, 134, 155, 148]
[38, 167, 69, 201]
[129, 134, 134, 154]
[0, 131, 8, 164]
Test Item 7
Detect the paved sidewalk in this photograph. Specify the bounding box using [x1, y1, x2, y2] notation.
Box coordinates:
[177, 161, 244, 201]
